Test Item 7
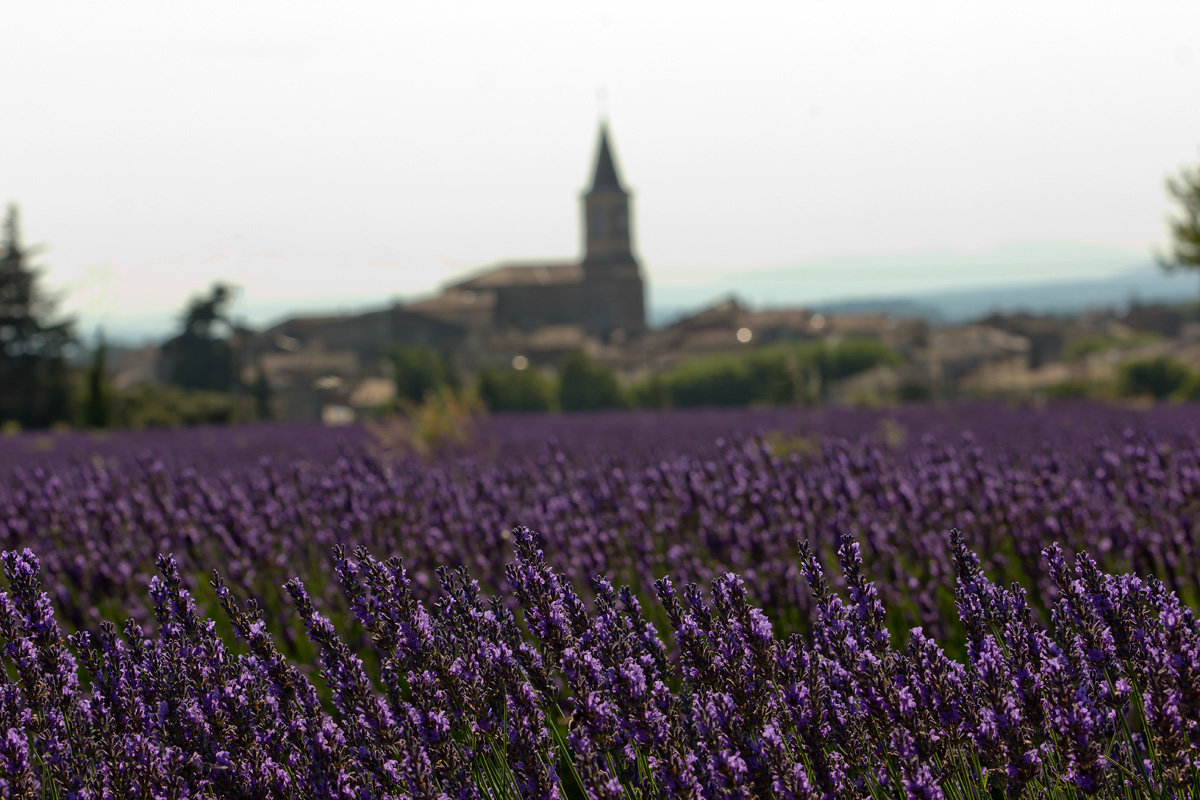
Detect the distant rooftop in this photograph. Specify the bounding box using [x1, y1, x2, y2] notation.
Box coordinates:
[406, 289, 496, 314]
[452, 262, 584, 290]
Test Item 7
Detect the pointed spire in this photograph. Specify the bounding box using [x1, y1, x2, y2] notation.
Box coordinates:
[589, 122, 625, 193]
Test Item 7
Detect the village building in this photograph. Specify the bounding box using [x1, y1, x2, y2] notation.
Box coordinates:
[240, 123, 646, 391]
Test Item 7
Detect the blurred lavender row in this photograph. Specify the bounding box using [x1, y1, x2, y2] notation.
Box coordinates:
[2, 402, 1198, 643]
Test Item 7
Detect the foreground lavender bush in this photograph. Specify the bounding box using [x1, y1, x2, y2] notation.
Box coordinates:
[3, 528, 1198, 799]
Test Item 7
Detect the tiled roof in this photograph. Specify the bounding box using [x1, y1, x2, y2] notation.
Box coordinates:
[452, 262, 584, 290]
[739, 309, 812, 329]
[665, 297, 745, 331]
[406, 290, 496, 314]
[679, 328, 745, 351]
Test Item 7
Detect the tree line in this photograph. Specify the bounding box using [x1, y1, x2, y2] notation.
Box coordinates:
[387, 338, 903, 415]
[0, 204, 257, 431]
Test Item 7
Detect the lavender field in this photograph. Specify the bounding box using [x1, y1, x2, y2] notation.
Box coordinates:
[1, 403, 1199, 798]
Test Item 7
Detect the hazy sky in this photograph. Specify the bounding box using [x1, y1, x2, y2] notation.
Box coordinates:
[4, 1, 1200, 337]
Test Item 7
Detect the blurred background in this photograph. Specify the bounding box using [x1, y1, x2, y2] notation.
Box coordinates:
[3, 0, 1200, 428]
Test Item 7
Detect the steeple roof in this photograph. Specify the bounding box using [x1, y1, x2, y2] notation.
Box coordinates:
[588, 122, 625, 193]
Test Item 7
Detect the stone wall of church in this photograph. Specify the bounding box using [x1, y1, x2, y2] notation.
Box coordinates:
[492, 283, 592, 332]
[492, 273, 644, 338]
[581, 275, 645, 337]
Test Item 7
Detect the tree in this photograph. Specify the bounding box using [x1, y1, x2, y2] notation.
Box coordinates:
[387, 344, 459, 404]
[650, 339, 898, 409]
[0, 204, 74, 428]
[251, 362, 273, 421]
[81, 330, 113, 428]
[160, 283, 237, 392]
[110, 383, 245, 428]
[558, 351, 626, 411]
[629, 373, 670, 409]
[476, 367, 556, 412]
[1161, 154, 1200, 279]
[1116, 356, 1188, 400]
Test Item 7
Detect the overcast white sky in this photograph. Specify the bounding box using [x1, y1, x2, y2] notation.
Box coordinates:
[3, 1, 1199, 337]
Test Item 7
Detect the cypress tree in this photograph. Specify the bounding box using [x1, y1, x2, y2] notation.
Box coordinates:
[0, 204, 75, 429]
[82, 330, 113, 428]
[1162, 153, 1200, 284]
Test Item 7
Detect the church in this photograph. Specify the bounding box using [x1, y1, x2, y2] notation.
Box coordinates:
[408, 122, 647, 340]
[246, 124, 650, 416]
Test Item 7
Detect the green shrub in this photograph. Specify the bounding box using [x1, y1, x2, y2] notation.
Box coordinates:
[476, 367, 557, 412]
[653, 338, 898, 409]
[1174, 371, 1200, 402]
[558, 351, 626, 411]
[659, 354, 757, 408]
[366, 385, 484, 456]
[629, 374, 670, 409]
[817, 337, 901, 382]
[387, 344, 459, 404]
[1115, 356, 1189, 400]
[111, 383, 252, 428]
[1045, 379, 1094, 400]
[896, 379, 934, 403]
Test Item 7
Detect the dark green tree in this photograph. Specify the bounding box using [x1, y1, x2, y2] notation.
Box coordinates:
[558, 350, 626, 411]
[0, 204, 74, 428]
[1176, 370, 1200, 402]
[1161, 153, 1200, 280]
[1116, 356, 1188, 400]
[251, 362, 273, 421]
[629, 373, 671, 409]
[387, 344, 459, 404]
[818, 338, 900, 383]
[161, 283, 237, 392]
[652, 339, 897, 409]
[476, 366, 556, 412]
[896, 378, 934, 403]
[82, 330, 113, 428]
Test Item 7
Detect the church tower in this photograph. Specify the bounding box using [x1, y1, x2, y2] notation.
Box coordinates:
[583, 123, 635, 267]
[580, 123, 645, 334]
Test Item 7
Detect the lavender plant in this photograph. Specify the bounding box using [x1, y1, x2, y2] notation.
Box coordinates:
[0, 526, 1197, 798]
[0, 403, 1199, 796]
